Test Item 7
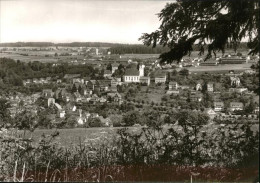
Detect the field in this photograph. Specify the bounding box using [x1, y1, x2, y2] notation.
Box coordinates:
[178, 63, 253, 73]
[21, 127, 139, 147]
[0, 52, 59, 63]
[21, 123, 259, 148]
[120, 54, 160, 59]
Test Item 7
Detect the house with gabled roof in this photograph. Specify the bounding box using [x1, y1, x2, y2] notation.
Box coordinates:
[112, 63, 119, 74]
[97, 80, 111, 92]
[207, 83, 214, 92]
[123, 64, 145, 83]
[104, 70, 112, 77]
[190, 91, 203, 102]
[229, 102, 244, 111]
[169, 81, 178, 90]
[155, 73, 167, 84]
[205, 108, 217, 119]
[214, 102, 224, 112]
[230, 76, 240, 87]
[86, 80, 95, 90]
[42, 89, 54, 98]
[107, 92, 122, 104]
[73, 92, 82, 102]
[196, 81, 203, 91]
[54, 103, 66, 118]
[140, 76, 150, 85]
[124, 68, 140, 83]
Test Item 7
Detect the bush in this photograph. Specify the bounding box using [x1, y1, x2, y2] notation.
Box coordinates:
[0, 122, 258, 182]
[88, 118, 102, 127]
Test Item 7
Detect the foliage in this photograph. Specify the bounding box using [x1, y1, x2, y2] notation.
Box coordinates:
[14, 110, 38, 132]
[122, 111, 140, 126]
[0, 99, 12, 128]
[88, 118, 102, 127]
[140, 0, 259, 63]
[108, 44, 170, 54]
[0, 119, 258, 182]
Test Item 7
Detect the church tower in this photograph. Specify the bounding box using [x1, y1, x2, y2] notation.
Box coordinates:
[139, 64, 145, 77]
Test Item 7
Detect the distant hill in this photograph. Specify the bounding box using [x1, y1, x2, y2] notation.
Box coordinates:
[0, 42, 133, 47]
[0, 41, 249, 54]
[0, 42, 171, 54]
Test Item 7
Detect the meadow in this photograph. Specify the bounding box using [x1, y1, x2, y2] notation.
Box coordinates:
[20, 123, 259, 147]
[176, 63, 253, 73]
[1, 122, 258, 182]
[21, 127, 139, 147]
[0, 52, 58, 63]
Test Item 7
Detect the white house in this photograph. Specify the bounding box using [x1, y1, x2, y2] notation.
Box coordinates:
[214, 102, 224, 112]
[155, 74, 167, 84]
[229, 102, 244, 111]
[169, 82, 178, 90]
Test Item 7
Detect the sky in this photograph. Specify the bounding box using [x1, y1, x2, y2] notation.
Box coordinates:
[0, 0, 172, 44]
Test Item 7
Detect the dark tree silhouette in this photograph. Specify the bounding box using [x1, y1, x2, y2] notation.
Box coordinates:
[139, 0, 259, 63]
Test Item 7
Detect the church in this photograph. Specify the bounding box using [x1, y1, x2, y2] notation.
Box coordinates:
[123, 64, 147, 83]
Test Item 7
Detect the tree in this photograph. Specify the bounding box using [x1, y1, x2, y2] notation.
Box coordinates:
[88, 117, 102, 127]
[0, 99, 12, 128]
[122, 111, 140, 126]
[245, 99, 256, 114]
[14, 110, 38, 132]
[110, 114, 123, 127]
[106, 63, 112, 71]
[71, 84, 78, 93]
[143, 110, 163, 127]
[175, 110, 209, 165]
[139, 0, 259, 63]
[179, 68, 189, 77]
[78, 85, 83, 95]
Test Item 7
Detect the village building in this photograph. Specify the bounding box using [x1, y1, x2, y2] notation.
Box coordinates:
[243, 69, 256, 75]
[104, 70, 112, 77]
[139, 77, 151, 86]
[179, 85, 190, 90]
[190, 91, 203, 102]
[54, 103, 66, 118]
[111, 63, 119, 74]
[72, 78, 84, 84]
[123, 64, 145, 83]
[73, 92, 82, 102]
[107, 92, 122, 104]
[196, 82, 202, 91]
[169, 82, 178, 90]
[200, 60, 218, 66]
[86, 80, 95, 90]
[205, 108, 217, 119]
[154, 73, 167, 84]
[42, 89, 54, 98]
[219, 57, 246, 64]
[214, 102, 224, 112]
[166, 90, 180, 95]
[229, 102, 244, 111]
[229, 88, 248, 94]
[230, 76, 240, 87]
[47, 98, 55, 107]
[207, 83, 214, 92]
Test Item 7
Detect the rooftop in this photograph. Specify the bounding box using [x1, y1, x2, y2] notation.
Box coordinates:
[124, 68, 139, 76]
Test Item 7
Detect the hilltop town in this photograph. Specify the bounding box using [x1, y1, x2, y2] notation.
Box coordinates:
[0, 46, 259, 129]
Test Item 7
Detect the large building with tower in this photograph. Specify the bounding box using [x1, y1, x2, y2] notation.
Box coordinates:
[123, 64, 149, 85]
